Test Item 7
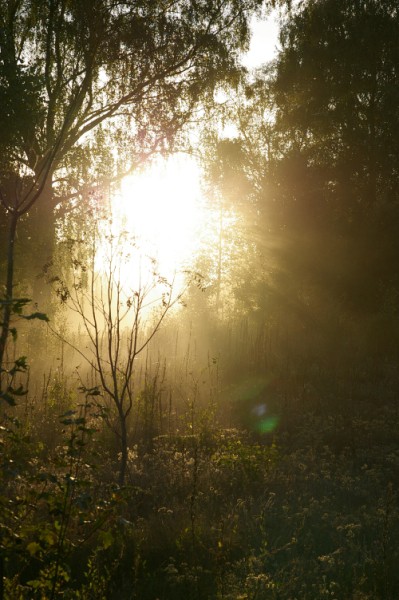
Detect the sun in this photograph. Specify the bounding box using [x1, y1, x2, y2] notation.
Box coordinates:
[114, 154, 205, 279]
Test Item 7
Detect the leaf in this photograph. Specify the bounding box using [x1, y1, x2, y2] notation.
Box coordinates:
[9, 385, 28, 396]
[78, 385, 101, 396]
[0, 392, 16, 406]
[99, 529, 114, 549]
[41, 531, 56, 546]
[21, 312, 49, 322]
[60, 409, 77, 418]
[8, 356, 28, 375]
[8, 298, 31, 314]
[26, 541, 41, 557]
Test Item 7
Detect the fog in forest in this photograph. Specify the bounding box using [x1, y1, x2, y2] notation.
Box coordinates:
[1, 1, 399, 598]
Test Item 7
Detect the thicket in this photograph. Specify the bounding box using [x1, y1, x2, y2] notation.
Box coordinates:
[1, 286, 399, 599]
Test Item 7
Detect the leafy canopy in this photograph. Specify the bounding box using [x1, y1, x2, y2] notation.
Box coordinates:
[0, 0, 269, 211]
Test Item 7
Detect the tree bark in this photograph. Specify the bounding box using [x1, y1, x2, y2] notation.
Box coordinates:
[0, 209, 18, 386]
[18, 178, 56, 310]
[118, 408, 128, 486]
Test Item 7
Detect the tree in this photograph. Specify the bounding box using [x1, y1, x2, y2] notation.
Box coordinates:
[203, 137, 258, 316]
[196, 0, 399, 382]
[273, 0, 399, 213]
[0, 0, 279, 377]
[269, 0, 399, 316]
[222, 0, 399, 316]
[49, 200, 185, 485]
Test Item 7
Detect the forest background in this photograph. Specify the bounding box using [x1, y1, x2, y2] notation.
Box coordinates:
[1, 0, 399, 598]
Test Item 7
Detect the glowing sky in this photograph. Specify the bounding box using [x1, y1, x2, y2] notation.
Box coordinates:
[242, 11, 281, 68]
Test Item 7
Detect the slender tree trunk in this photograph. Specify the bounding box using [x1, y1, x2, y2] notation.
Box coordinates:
[24, 180, 56, 310]
[0, 209, 18, 388]
[118, 409, 128, 486]
[216, 198, 223, 316]
[0, 551, 4, 600]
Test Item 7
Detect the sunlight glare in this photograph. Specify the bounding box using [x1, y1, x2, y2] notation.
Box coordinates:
[115, 154, 205, 279]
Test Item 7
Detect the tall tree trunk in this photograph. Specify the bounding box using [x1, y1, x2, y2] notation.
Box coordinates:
[0, 550, 4, 600]
[118, 409, 128, 486]
[0, 208, 18, 387]
[18, 178, 56, 311]
[216, 198, 224, 316]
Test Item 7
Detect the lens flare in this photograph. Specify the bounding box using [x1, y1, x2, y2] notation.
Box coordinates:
[256, 415, 279, 434]
[231, 376, 280, 435]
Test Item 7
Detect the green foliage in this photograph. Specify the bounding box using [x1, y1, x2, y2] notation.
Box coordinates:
[261, 0, 399, 311]
[0, 382, 123, 599]
[198, 0, 399, 387]
[1, 360, 399, 599]
[1, 297, 49, 410]
[0, 298, 48, 323]
[0, 0, 266, 191]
